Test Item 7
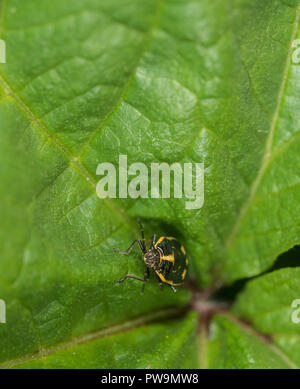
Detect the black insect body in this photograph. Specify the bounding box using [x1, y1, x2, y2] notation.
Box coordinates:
[113, 219, 188, 294]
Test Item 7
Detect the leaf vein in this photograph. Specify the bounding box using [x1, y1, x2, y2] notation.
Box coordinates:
[225, 3, 300, 250]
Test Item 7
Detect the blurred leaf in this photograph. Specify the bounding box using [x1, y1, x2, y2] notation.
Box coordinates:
[233, 268, 300, 367]
[207, 315, 296, 369]
[5, 312, 198, 369]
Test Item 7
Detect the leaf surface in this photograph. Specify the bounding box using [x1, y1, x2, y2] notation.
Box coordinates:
[4, 312, 198, 369]
[207, 314, 296, 369]
[1, 0, 300, 368]
[233, 268, 300, 367]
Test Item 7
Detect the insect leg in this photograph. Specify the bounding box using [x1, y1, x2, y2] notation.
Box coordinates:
[113, 239, 145, 255]
[155, 274, 164, 290]
[117, 274, 145, 283]
[137, 218, 146, 251]
[169, 285, 177, 293]
[140, 267, 150, 295]
[152, 234, 157, 246]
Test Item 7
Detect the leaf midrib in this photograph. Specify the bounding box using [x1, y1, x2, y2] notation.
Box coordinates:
[223, 313, 298, 369]
[0, 306, 187, 368]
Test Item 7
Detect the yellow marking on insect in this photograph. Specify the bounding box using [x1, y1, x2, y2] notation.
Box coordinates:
[185, 258, 189, 266]
[181, 245, 186, 255]
[161, 254, 175, 263]
[181, 269, 187, 280]
[155, 236, 176, 247]
[155, 270, 182, 286]
[155, 236, 165, 246]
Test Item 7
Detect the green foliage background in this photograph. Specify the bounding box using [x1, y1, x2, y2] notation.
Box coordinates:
[0, 0, 300, 368]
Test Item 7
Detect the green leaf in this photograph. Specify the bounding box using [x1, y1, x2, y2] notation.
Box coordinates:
[233, 268, 300, 367]
[1, 0, 300, 368]
[207, 314, 296, 369]
[5, 312, 199, 369]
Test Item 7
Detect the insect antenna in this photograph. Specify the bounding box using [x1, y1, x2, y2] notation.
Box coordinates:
[137, 217, 146, 251]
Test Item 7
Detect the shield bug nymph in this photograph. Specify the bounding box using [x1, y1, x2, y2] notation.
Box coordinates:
[113, 219, 188, 294]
